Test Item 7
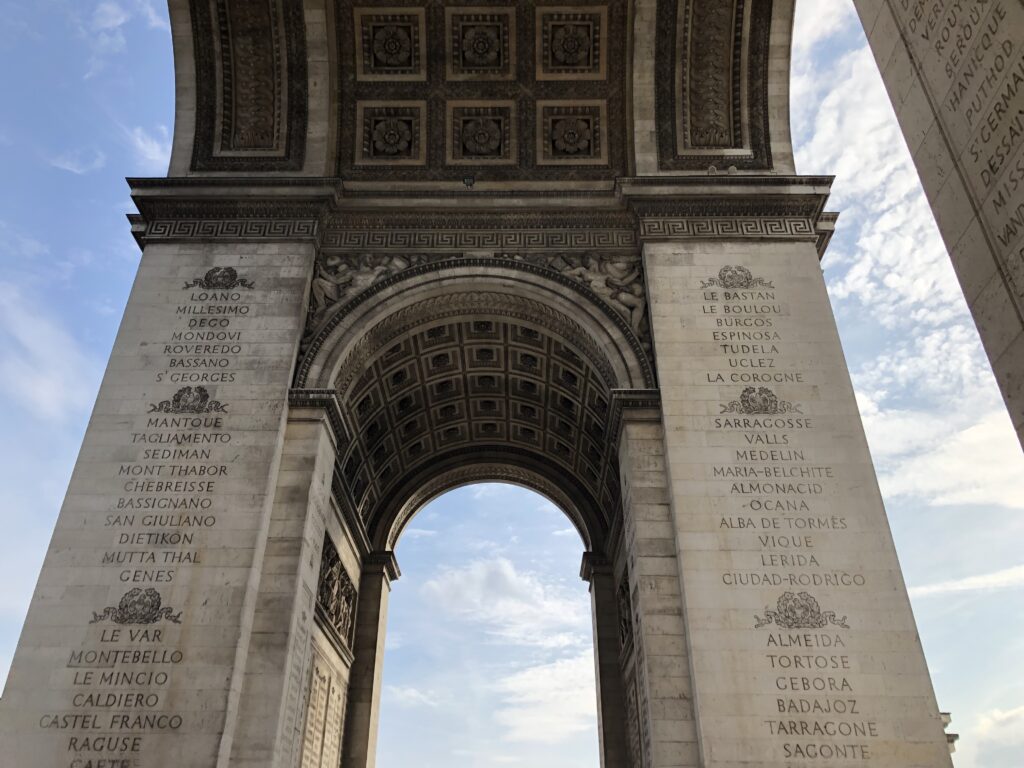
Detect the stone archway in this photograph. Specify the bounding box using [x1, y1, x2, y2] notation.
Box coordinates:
[1, 2, 967, 767]
[292, 267, 653, 768]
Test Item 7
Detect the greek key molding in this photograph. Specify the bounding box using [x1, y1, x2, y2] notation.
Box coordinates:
[145, 218, 320, 241]
[640, 216, 816, 239]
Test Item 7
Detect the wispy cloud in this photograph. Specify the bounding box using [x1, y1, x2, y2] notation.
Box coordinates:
[970, 705, 1024, 768]
[422, 558, 589, 649]
[402, 528, 437, 539]
[0, 282, 101, 423]
[78, 1, 169, 78]
[132, 0, 170, 31]
[122, 125, 170, 174]
[494, 652, 597, 744]
[909, 565, 1024, 598]
[47, 148, 107, 175]
[472, 484, 511, 500]
[385, 685, 439, 708]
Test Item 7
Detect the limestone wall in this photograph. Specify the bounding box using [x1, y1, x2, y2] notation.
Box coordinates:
[0, 242, 313, 766]
[644, 239, 953, 766]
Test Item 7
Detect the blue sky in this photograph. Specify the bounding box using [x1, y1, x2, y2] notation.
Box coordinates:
[0, 1, 1022, 766]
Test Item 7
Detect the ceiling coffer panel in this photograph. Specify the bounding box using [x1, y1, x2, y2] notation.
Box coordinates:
[335, 0, 629, 181]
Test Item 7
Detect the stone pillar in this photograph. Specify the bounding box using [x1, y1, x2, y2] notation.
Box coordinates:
[341, 552, 398, 768]
[229, 405, 340, 767]
[855, 0, 1024, 448]
[617, 404, 699, 768]
[643, 238, 953, 766]
[0, 242, 314, 766]
[582, 553, 631, 768]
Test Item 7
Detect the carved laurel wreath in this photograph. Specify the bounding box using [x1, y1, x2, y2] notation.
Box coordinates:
[754, 592, 848, 630]
[91, 588, 182, 626]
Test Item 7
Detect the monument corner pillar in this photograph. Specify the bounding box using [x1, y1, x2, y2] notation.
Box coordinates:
[641, 234, 953, 766]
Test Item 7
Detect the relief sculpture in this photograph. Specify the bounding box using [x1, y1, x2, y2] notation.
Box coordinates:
[316, 537, 358, 647]
[306, 252, 651, 359]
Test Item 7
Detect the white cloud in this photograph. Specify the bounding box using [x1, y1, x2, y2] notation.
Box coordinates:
[0, 221, 48, 262]
[123, 125, 171, 175]
[494, 652, 597, 744]
[909, 565, 1024, 598]
[78, 1, 169, 77]
[402, 528, 437, 539]
[0, 282, 101, 423]
[472, 484, 510, 500]
[132, 0, 170, 31]
[385, 685, 439, 708]
[804, 48, 962, 328]
[47, 149, 107, 175]
[791, 0, 856, 56]
[552, 528, 579, 538]
[421, 558, 589, 649]
[875, 410, 1024, 508]
[970, 705, 1024, 768]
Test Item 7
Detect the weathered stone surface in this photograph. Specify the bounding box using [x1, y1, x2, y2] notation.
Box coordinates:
[644, 240, 953, 767]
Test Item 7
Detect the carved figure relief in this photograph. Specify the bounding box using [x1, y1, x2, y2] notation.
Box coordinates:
[617, 574, 634, 648]
[148, 386, 228, 415]
[316, 537, 358, 647]
[755, 592, 849, 630]
[306, 252, 650, 356]
[91, 588, 182, 625]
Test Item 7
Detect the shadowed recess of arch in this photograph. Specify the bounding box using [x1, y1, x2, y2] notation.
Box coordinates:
[327, 312, 624, 549]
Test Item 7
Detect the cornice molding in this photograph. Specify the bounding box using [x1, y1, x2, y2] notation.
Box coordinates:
[125, 176, 835, 248]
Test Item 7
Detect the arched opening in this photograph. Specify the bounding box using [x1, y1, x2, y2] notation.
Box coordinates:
[375, 483, 599, 767]
[294, 268, 649, 768]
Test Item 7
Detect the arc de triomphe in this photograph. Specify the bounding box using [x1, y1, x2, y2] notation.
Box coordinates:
[4, 1, 1021, 766]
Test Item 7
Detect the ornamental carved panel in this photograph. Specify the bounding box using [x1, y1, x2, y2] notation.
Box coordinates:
[316, 537, 358, 649]
[190, 0, 307, 171]
[655, 0, 773, 170]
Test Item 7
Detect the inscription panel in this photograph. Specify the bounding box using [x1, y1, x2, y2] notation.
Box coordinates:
[1, 246, 312, 766]
[644, 241, 953, 766]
